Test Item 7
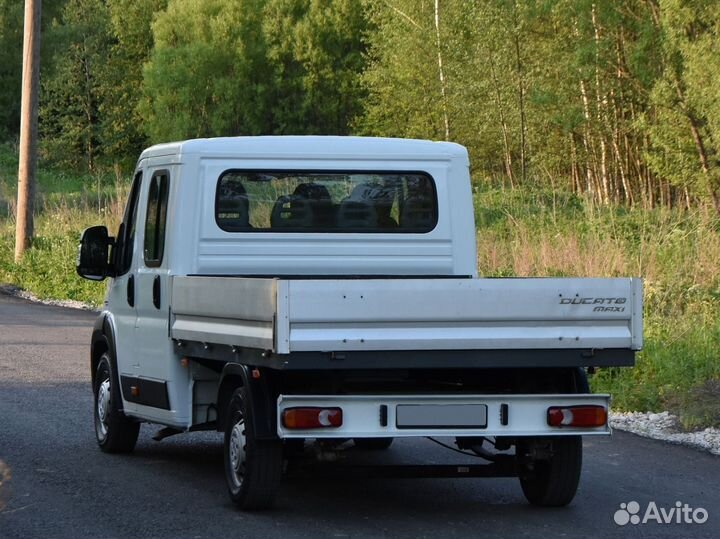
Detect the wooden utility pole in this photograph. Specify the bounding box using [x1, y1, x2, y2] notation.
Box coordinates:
[15, 0, 41, 262]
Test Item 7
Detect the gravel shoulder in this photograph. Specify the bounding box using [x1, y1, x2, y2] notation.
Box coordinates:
[611, 411, 720, 456]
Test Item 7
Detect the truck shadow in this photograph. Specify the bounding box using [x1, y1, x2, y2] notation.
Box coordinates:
[131, 433, 574, 517]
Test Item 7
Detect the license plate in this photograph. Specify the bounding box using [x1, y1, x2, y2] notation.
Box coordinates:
[395, 404, 488, 429]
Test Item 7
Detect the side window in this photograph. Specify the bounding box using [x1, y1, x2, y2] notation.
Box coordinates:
[116, 171, 142, 276]
[144, 171, 170, 267]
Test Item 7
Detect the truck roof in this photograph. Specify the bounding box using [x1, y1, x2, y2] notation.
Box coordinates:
[139, 136, 469, 163]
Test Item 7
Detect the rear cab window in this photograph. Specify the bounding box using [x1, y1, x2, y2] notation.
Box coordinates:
[215, 171, 438, 233]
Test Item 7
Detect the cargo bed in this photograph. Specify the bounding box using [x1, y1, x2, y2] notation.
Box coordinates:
[169, 276, 642, 360]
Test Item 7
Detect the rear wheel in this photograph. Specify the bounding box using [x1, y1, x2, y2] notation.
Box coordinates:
[353, 437, 394, 451]
[518, 436, 582, 507]
[93, 353, 140, 453]
[224, 386, 283, 510]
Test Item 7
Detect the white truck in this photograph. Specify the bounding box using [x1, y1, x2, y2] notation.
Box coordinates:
[77, 136, 642, 510]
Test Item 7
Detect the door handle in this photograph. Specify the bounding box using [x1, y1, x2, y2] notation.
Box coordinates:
[127, 275, 135, 307]
[152, 275, 161, 309]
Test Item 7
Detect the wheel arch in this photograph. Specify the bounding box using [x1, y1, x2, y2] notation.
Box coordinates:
[90, 314, 119, 398]
[216, 364, 278, 440]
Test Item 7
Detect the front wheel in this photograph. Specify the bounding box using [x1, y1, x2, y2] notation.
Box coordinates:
[93, 353, 140, 453]
[518, 436, 582, 507]
[224, 387, 283, 510]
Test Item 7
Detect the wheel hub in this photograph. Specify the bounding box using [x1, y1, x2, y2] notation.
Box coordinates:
[97, 379, 111, 437]
[229, 420, 247, 487]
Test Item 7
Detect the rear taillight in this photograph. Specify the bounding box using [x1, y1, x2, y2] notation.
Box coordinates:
[547, 405, 607, 427]
[282, 407, 343, 429]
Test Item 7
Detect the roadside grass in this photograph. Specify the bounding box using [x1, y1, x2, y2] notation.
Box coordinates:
[0, 143, 125, 306]
[1, 143, 718, 428]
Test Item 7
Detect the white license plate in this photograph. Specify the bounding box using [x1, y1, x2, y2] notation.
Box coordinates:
[395, 404, 488, 428]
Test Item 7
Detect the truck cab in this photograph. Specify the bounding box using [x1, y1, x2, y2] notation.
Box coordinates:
[77, 136, 641, 510]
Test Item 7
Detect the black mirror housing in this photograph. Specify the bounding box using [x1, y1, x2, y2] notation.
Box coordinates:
[77, 225, 114, 281]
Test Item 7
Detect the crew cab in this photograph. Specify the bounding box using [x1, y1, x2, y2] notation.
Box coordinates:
[77, 136, 642, 509]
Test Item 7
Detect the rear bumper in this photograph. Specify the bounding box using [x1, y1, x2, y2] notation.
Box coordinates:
[277, 393, 611, 438]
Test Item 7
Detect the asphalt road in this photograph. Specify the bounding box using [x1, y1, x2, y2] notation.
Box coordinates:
[0, 293, 718, 539]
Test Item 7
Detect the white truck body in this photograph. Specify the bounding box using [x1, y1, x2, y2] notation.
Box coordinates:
[79, 136, 642, 509]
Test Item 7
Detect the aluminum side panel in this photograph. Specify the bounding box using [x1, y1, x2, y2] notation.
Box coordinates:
[170, 276, 277, 350]
[172, 276, 276, 321]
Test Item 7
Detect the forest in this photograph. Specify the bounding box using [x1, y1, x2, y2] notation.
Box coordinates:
[0, 0, 719, 210]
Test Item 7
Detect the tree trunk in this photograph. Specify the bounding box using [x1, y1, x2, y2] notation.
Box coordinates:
[433, 0, 450, 140]
[674, 81, 720, 214]
[488, 51, 515, 188]
[513, 3, 527, 184]
[591, 4, 610, 205]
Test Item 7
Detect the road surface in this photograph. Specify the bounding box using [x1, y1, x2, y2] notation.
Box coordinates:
[0, 293, 717, 538]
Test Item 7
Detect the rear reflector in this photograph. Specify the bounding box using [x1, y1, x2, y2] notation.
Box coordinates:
[282, 407, 343, 429]
[547, 405, 607, 428]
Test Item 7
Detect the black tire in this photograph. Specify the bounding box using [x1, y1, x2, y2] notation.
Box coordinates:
[93, 353, 140, 453]
[518, 436, 582, 507]
[224, 386, 283, 510]
[353, 437, 394, 451]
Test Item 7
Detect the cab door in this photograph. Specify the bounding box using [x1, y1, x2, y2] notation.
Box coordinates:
[131, 169, 176, 420]
[107, 169, 143, 380]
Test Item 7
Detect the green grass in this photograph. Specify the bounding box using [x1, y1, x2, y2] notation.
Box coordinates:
[1, 144, 718, 428]
[0, 143, 124, 306]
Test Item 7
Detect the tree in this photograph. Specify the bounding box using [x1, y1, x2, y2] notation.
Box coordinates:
[358, 0, 454, 141]
[142, 0, 367, 142]
[264, 0, 368, 134]
[0, 0, 65, 139]
[0, 1, 24, 139]
[100, 0, 168, 168]
[141, 0, 271, 142]
[644, 0, 720, 212]
[40, 0, 113, 171]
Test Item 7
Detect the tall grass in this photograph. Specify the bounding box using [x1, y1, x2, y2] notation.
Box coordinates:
[0, 143, 127, 306]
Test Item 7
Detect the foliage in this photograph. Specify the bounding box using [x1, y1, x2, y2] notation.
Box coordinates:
[100, 0, 168, 169]
[141, 0, 367, 141]
[359, 0, 720, 211]
[643, 0, 720, 211]
[0, 0, 23, 139]
[40, 0, 113, 171]
[141, 0, 269, 141]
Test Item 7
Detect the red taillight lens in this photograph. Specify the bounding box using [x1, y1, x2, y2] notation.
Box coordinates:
[282, 407, 343, 429]
[547, 405, 607, 427]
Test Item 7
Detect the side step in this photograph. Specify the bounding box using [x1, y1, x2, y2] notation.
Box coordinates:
[152, 422, 218, 441]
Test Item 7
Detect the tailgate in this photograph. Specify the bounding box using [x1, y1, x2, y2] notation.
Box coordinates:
[280, 277, 642, 353]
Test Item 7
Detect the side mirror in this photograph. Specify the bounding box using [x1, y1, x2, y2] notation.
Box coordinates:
[77, 225, 114, 281]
